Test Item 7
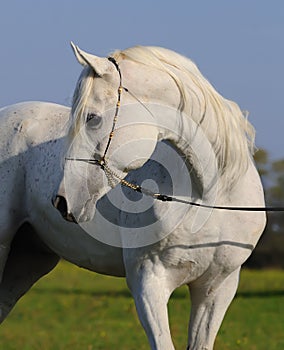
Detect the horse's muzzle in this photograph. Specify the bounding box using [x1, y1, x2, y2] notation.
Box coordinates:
[52, 195, 78, 224]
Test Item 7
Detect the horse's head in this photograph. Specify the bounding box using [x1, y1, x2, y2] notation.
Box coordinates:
[54, 44, 183, 223]
[54, 43, 255, 235]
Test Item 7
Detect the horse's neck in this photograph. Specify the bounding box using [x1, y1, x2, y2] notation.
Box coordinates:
[155, 106, 219, 199]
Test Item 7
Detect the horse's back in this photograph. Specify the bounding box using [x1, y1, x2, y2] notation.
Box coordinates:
[0, 101, 70, 231]
[0, 101, 70, 151]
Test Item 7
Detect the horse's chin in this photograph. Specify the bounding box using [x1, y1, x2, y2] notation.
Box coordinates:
[75, 191, 106, 223]
[73, 203, 95, 223]
[76, 212, 94, 223]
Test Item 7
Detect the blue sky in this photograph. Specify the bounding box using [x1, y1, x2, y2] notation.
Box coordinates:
[1, 0, 283, 159]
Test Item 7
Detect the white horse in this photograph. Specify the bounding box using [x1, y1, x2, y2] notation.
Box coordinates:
[0, 44, 266, 350]
[53, 44, 266, 349]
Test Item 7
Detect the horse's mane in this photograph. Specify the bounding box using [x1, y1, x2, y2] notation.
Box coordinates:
[72, 45, 255, 190]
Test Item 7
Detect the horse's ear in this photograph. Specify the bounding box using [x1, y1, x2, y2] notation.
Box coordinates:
[70, 42, 115, 76]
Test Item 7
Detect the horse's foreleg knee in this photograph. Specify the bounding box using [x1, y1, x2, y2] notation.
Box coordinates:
[126, 260, 175, 350]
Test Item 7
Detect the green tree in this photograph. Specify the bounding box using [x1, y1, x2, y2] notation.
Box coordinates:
[254, 148, 269, 177]
[246, 149, 284, 268]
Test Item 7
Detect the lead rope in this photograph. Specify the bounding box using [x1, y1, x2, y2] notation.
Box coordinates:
[102, 161, 284, 212]
[66, 57, 284, 212]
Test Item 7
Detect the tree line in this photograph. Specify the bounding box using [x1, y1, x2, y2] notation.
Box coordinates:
[245, 149, 284, 268]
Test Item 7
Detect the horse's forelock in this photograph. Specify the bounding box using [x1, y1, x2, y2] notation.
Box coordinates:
[70, 66, 95, 137]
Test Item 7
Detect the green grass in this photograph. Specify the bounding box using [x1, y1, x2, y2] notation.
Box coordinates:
[0, 262, 283, 349]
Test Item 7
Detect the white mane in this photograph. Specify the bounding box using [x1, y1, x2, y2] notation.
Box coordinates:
[71, 45, 255, 190]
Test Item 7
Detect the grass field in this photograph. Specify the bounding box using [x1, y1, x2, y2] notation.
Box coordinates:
[0, 261, 283, 350]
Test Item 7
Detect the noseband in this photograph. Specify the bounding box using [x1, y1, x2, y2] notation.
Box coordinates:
[66, 57, 284, 212]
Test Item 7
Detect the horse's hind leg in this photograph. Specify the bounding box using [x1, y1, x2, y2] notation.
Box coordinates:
[187, 267, 240, 350]
[0, 223, 59, 322]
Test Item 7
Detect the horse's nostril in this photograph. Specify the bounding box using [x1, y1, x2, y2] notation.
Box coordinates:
[52, 195, 77, 223]
[53, 195, 67, 215]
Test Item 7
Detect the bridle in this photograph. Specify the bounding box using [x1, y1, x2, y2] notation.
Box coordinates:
[66, 57, 284, 212]
[66, 56, 144, 192]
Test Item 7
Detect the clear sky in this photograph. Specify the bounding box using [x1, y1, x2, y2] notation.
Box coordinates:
[1, 0, 283, 159]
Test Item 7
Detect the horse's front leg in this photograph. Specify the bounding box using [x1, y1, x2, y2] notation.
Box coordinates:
[124, 253, 175, 350]
[187, 267, 241, 350]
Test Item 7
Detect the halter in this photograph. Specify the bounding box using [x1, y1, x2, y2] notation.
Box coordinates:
[99, 57, 123, 168]
[66, 57, 284, 212]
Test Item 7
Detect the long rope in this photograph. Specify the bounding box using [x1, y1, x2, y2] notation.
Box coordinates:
[101, 161, 284, 212]
[65, 157, 284, 212]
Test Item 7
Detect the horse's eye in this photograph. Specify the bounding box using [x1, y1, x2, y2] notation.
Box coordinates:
[86, 113, 102, 129]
